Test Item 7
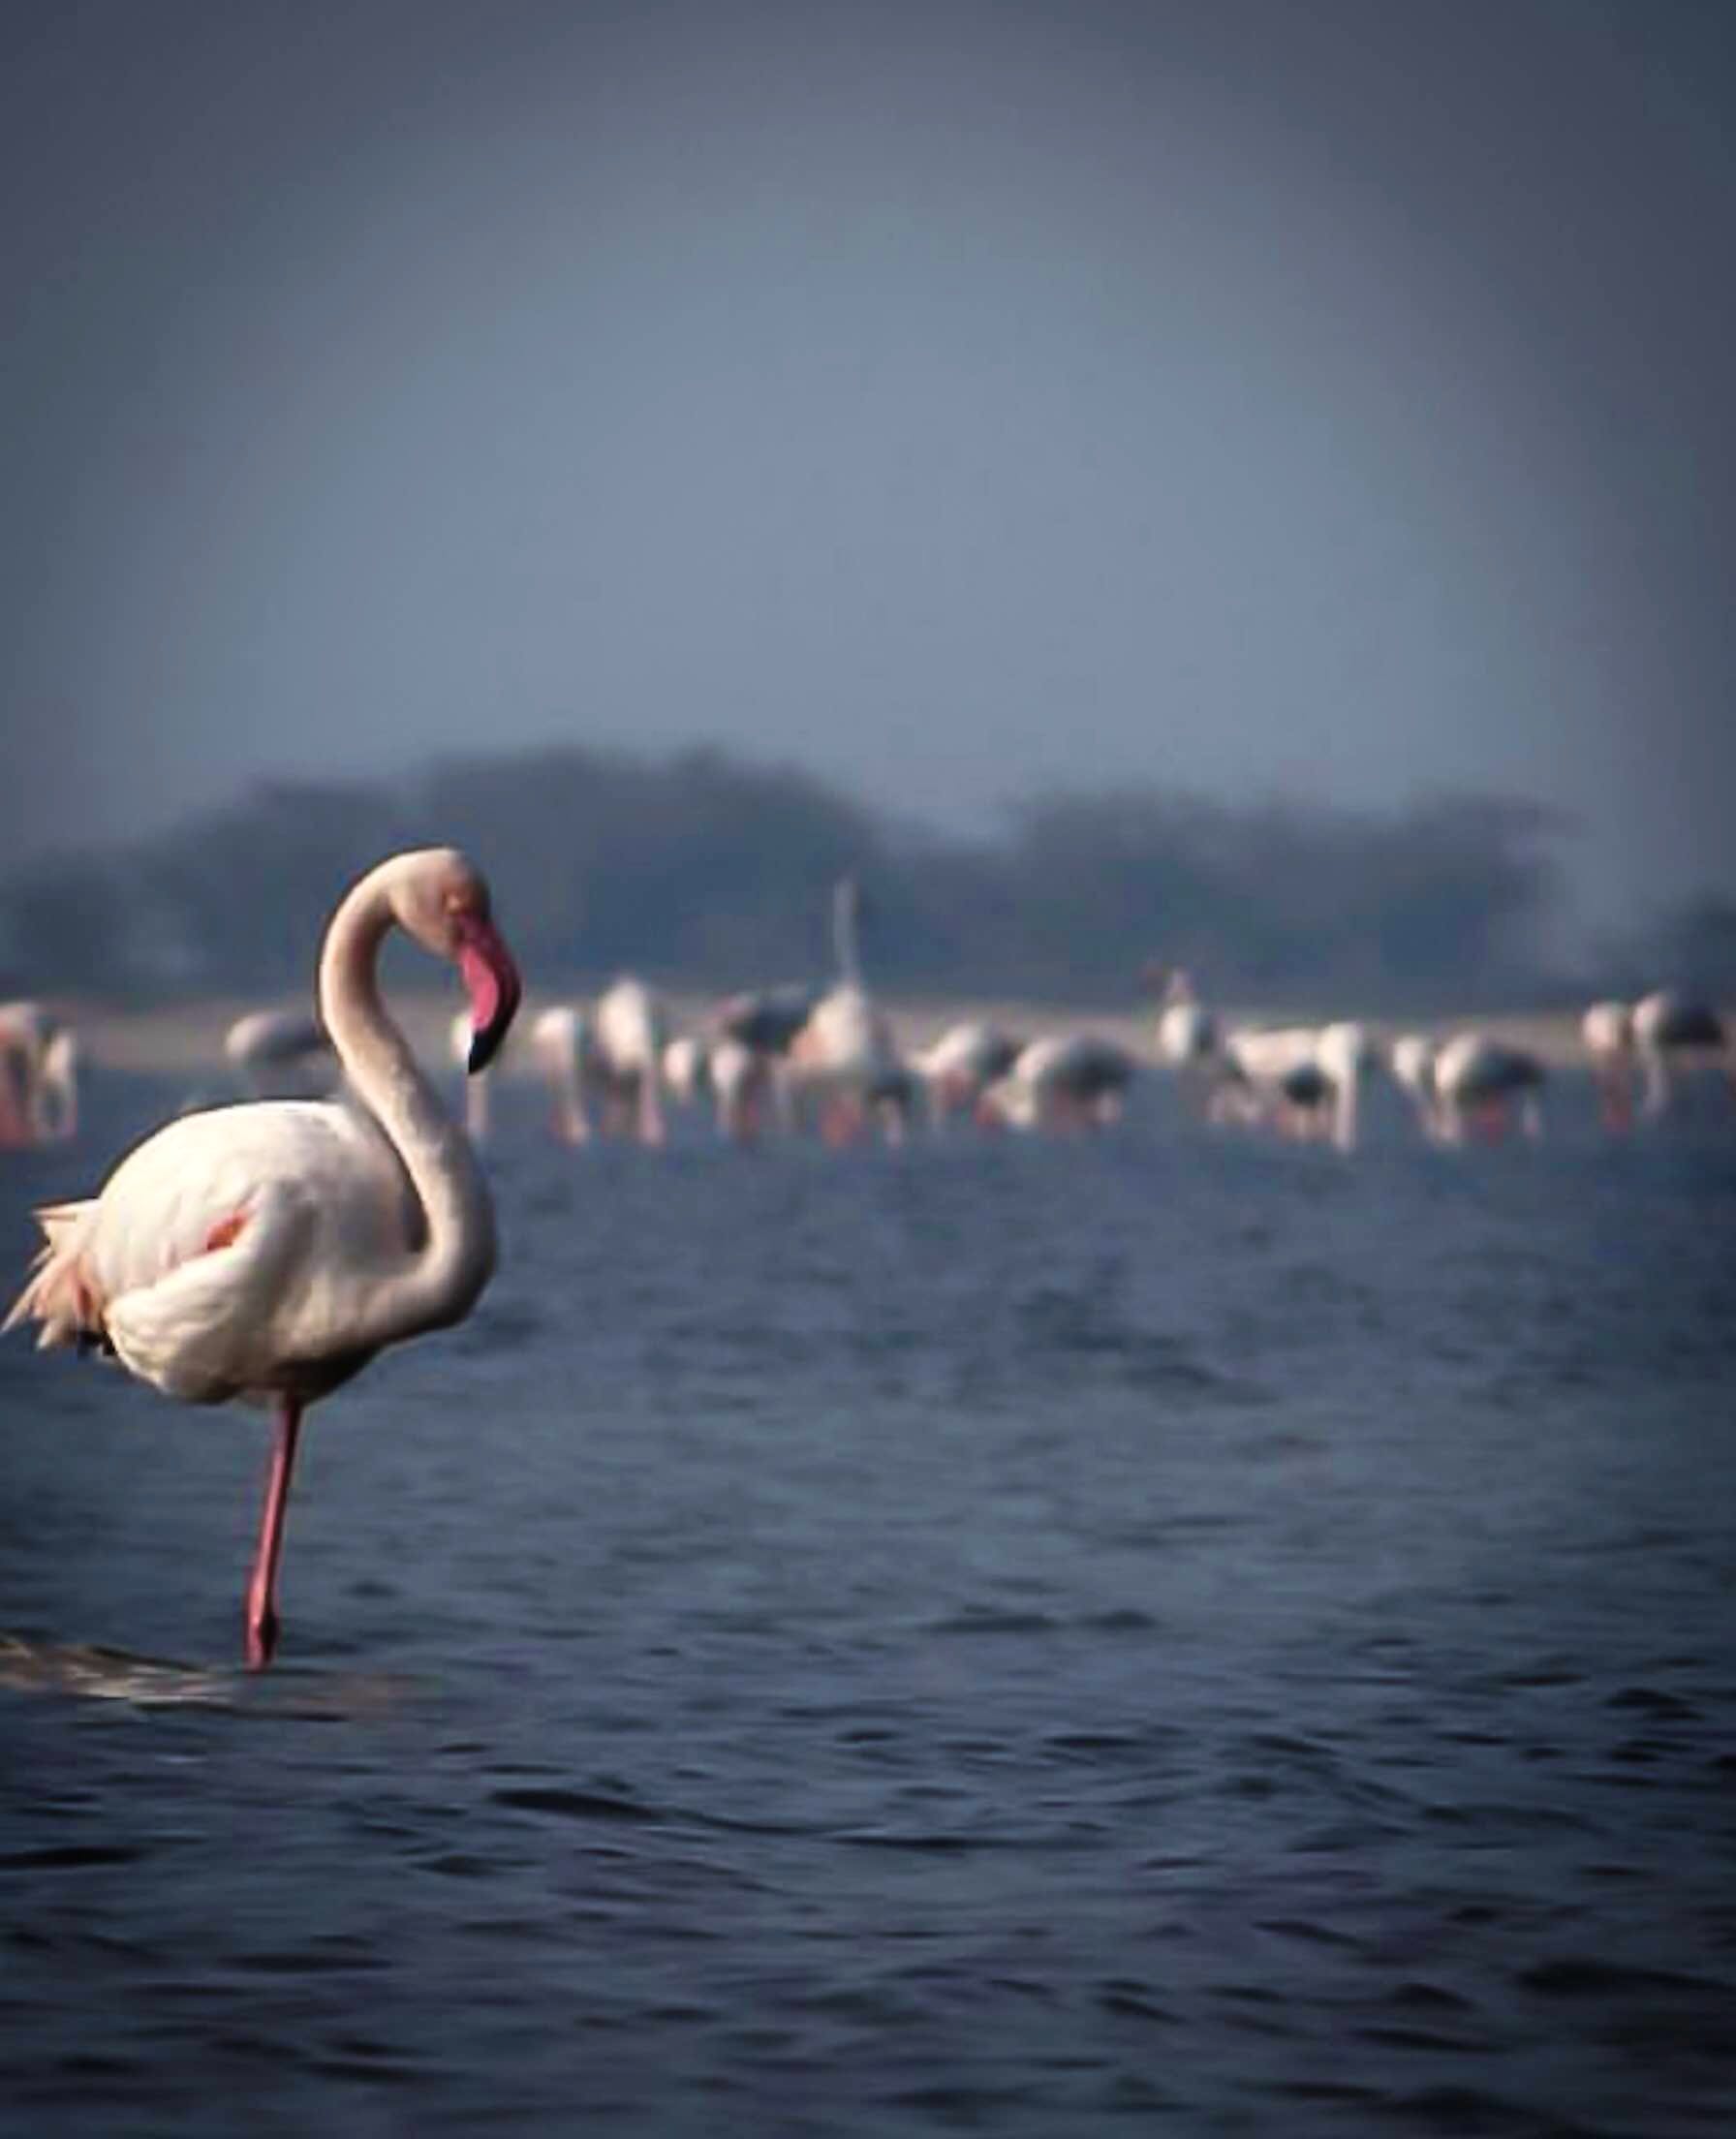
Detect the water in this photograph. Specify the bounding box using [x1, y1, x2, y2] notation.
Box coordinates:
[3, 1073, 1735, 2135]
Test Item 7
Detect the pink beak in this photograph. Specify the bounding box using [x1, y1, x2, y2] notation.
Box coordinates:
[455, 916, 523, 1072]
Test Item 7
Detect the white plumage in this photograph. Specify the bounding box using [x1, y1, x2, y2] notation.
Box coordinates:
[6, 848, 523, 1669]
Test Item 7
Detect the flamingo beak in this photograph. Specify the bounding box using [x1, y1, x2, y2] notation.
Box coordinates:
[455, 916, 522, 1073]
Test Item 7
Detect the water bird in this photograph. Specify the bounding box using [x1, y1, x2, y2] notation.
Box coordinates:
[1432, 1032, 1546, 1141]
[0, 1001, 79, 1144]
[787, 877, 909, 1144]
[1582, 994, 1731, 1127]
[1216, 1022, 1373, 1149]
[5, 850, 521, 1670]
[981, 1034, 1136, 1132]
[224, 1007, 335, 1098]
[912, 1021, 1021, 1128]
[593, 976, 669, 1143]
[1631, 991, 1730, 1119]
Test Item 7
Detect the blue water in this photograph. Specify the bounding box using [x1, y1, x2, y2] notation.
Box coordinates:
[3, 1072, 1734, 2135]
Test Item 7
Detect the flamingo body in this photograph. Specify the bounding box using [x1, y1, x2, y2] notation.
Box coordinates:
[7, 849, 522, 1667]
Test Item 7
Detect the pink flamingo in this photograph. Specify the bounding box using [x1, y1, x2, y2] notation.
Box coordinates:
[4, 850, 522, 1670]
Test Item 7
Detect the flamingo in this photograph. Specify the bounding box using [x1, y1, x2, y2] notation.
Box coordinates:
[38, 1027, 79, 1141]
[450, 1003, 594, 1144]
[713, 984, 818, 1058]
[530, 1006, 597, 1145]
[1218, 1023, 1372, 1149]
[1217, 1027, 1328, 1139]
[1631, 991, 1729, 1120]
[1432, 1032, 1546, 1143]
[224, 1008, 335, 1098]
[593, 977, 668, 1144]
[1581, 1000, 1635, 1130]
[450, 1007, 495, 1139]
[1389, 1033, 1444, 1141]
[663, 1035, 711, 1110]
[1146, 967, 1221, 1117]
[786, 878, 907, 1145]
[706, 1034, 773, 1143]
[911, 1021, 1021, 1129]
[0, 1002, 79, 1145]
[980, 1034, 1136, 1132]
[4, 849, 522, 1669]
[707, 984, 817, 1141]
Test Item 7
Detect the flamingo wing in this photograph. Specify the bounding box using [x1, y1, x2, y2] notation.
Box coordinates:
[9, 1101, 412, 1405]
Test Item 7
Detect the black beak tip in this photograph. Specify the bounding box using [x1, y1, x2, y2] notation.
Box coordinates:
[468, 1024, 506, 1075]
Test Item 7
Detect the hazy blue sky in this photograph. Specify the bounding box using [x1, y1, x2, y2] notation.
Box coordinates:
[3, 0, 1732, 929]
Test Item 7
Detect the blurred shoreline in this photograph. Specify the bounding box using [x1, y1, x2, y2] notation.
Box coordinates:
[51, 993, 1604, 1080]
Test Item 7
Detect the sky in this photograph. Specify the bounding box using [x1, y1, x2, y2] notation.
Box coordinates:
[2, 0, 1732, 933]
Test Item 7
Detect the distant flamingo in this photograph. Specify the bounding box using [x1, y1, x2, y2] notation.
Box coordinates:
[707, 1035, 774, 1143]
[912, 1021, 1020, 1129]
[663, 1035, 711, 1111]
[1581, 1001, 1635, 1130]
[224, 1008, 335, 1099]
[450, 1003, 595, 1144]
[5, 849, 522, 1669]
[1389, 1034, 1444, 1141]
[1582, 993, 1730, 1126]
[1219, 1023, 1372, 1149]
[1631, 991, 1729, 1120]
[1146, 967, 1220, 1116]
[0, 1002, 79, 1145]
[39, 1027, 79, 1141]
[1432, 1033, 1546, 1143]
[530, 1006, 597, 1144]
[786, 878, 907, 1145]
[709, 983, 817, 1141]
[980, 1034, 1135, 1132]
[594, 977, 668, 1144]
[0, 1003, 46, 1145]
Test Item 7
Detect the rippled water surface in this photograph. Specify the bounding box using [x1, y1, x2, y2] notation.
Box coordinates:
[3, 1073, 1735, 2135]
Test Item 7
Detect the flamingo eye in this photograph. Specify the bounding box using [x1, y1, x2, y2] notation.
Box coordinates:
[443, 884, 488, 923]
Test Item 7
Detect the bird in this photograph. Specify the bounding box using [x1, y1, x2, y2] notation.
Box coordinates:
[1389, 1033, 1444, 1141]
[912, 1021, 1021, 1129]
[706, 983, 818, 1140]
[450, 1002, 595, 1144]
[1630, 991, 1729, 1120]
[38, 1026, 79, 1141]
[1216, 1026, 1330, 1139]
[1144, 967, 1220, 1100]
[1581, 993, 1730, 1126]
[786, 877, 907, 1145]
[712, 983, 818, 1058]
[529, 1005, 598, 1145]
[1581, 1000, 1635, 1131]
[980, 1034, 1136, 1132]
[706, 1033, 775, 1142]
[0, 1001, 79, 1145]
[5, 849, 522, 1670]
[1431, 1032, 1547, 1143]
[223, 1008, 336, 1099]
[450, 1006, 497, 1140]
[1217, 1022, 1372, 1149]
[662, 1034, 712, 1111]
[593, 976, 669, 1144]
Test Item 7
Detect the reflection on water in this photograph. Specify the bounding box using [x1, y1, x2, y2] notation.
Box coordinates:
[2, 1075, 1734, 2135]
[0, 1634, 414, 1721]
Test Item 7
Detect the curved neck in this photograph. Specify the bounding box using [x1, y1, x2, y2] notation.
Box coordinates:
[318, 869, 496, 1349]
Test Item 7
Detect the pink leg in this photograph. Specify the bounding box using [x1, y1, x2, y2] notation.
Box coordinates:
[244, 1398, 303, 1671]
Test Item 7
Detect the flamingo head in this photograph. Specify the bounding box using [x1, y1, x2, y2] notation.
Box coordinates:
[399, 851, 523, 1073]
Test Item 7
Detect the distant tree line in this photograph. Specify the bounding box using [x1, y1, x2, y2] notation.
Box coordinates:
[0, 741, 1714, 1010]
